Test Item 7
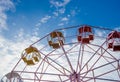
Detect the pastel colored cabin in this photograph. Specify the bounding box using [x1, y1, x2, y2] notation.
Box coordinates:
[77, 25, 94, 44]
[48, 31, 64, 49]
[1, 72, 23, 82]
[22, 46, 41, 65]
[107, 31, 120, 51]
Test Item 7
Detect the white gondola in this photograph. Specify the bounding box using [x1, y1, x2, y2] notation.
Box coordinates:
[1, 72, 23, 82]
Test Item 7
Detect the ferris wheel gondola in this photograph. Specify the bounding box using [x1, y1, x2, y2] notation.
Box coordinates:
[77, 25, 94, 44]
[48, 31, 64, 49]
[107, 31, 120, 51]
[1, 72, 23, 82]
[21, 46, 41, 65]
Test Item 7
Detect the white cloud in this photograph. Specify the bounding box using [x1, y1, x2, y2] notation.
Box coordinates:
[50, 0, 70, 15]
[61, 17, 69, 21]
[53, 12, 58, 16]
[58, 7, 65, 14]
[0, 0, 15, 31]
[67, 14, 70, 17]
[114, 26, 120, 31]
[35, 22, 41, 27]
[40, 15, 51, 23]
[0, 13, 7, 29]
[58, 17, 69, 26]
[35, 15, 51, 27]
[70, 7, 80, 17]
[37, 0, 71, 27]
[58, 23, 64, 26]
[36, 15, 51, 27]
[0, 28, 40, 79]
[50, 0, 70, 7]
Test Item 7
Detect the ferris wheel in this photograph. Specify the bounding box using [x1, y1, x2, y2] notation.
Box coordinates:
[1, 25, 120, 82]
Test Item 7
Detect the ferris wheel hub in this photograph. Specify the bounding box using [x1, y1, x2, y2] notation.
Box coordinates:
[69, 71, 82, 82]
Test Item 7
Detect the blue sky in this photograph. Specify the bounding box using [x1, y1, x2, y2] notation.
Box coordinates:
[1, 0, 120, 38]
[0, 0, 120, 81]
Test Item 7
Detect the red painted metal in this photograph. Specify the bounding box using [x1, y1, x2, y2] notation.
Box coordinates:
[107, 31, 120, 51]
[77, 25, 94, 44]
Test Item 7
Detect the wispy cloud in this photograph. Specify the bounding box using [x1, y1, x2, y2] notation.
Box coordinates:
[58, 23, 64, 26]
[36, 15, 51, 27]
[40, 15, 51, 23]
[53, 11, 59, 16]
[0, 0, 15, 31]
[50, 0, 70, 15]
[36, 0, 71, 27]
[57, 16, 69, 26]
[0, 28, 40, 78]
[114, 26, 120, 31]
[61, 17, 69, 21]
[50, 0, 70, 7]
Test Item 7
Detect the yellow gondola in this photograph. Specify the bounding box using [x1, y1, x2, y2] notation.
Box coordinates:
[21, 46, 41, 65]
[48, 31, 64, 49]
